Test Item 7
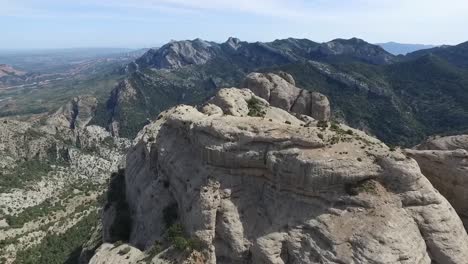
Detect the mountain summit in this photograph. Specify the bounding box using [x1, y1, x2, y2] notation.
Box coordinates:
[87, 75, 468, 263]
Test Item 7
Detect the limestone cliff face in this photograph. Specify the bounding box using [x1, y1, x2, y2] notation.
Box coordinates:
[406, 135, 468, 228]
[47, 95, 98, 129]
[91, 88, 468, 264]
[135, 39, 219, 69]
[243, 72, 331, 121]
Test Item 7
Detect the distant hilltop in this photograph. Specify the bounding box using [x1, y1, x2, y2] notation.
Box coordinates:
[377, 42, 436, 55]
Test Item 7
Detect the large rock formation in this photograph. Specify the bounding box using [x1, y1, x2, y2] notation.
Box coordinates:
[406, 135, 468, 228]
[91, 88, 468, 264]
[135, 39, 219, 69]
[243, 72, 331, 121]
[47, 95, 98, 129]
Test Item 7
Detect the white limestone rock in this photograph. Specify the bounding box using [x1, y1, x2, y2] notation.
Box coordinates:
[406, 134, 468, 228]
[89, 243, 144, 264]
[46, 96, 98, 129]
[98, 88, 468, 264]
[243, 72, 331, 121]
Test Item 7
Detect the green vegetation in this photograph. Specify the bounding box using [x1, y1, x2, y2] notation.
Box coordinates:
[269, 55, 468, 146]
[146, 243, 162, 257]
[317, 120, 328, 129]
[14, 210, 99, 264]
[247, 97, 266, 117]
[0, 72, 122, 118]
[166, 224, 200, 252]
[0, 160, 52, 192]
[5, 199, 65, 228]
[345, 179, 379, 196]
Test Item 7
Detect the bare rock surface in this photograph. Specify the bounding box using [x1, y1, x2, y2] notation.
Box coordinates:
[243, 72, 331, 121]
[97, 88, 468, 264]
[416, 135, 468, 150]
[136, 39, 218, 69]
[89, 243, 144, 264]
[47, 95, 98, 129]
[406, 135, 468, 228]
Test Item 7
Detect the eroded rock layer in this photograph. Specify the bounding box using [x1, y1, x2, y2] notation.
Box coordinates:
[95, 89, 468, 264]
[406, 135, 468, 228]
[243, 72, 331, 121]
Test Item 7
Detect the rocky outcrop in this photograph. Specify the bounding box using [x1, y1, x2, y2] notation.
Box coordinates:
[0, 64, 26, 78]
[135, 39, 220, 69]
[415, 135, 468, 150]
[406, 135, 468, 228]
[318, 38, 395, 64]
[243, 72, 331, 121]
[133, 37, 395, 72]
[95, 88, 468, 264]
[47, 96, 98, 129]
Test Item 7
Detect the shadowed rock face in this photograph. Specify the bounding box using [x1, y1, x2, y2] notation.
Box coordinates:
[243, 72, 331, 121]
[47, 96, 98, 129]
[406, 135, 468, 228]
[93, 88, 468, 264]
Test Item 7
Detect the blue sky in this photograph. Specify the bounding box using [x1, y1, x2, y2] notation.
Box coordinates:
[1, 0, 468, 49]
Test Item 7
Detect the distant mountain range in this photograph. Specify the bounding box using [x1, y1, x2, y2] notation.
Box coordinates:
[3, 38, 468, 146]
[84, 37, 468, 147]
[377, 42, 436, 55]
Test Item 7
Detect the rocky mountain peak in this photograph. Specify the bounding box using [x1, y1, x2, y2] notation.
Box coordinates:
[319, 38, 395, 64]
[88, 81, 468, 263]
[224, 37, 243, 50]
[135, 38, 219, 69]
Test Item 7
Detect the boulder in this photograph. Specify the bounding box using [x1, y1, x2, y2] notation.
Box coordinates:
[243, 72, 331, 121]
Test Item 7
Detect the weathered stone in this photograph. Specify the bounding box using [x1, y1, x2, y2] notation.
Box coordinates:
[47, 96, 98, 129]
[406, 135, 468, 228]
[97, 88, 468, 264]
[243, 72, 331, 121]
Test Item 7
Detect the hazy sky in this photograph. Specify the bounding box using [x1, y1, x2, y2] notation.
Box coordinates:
[1, 0, 468, 49]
